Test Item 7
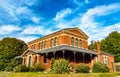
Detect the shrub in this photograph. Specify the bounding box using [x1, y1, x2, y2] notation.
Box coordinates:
[92, 62, 109, 73]
[30, 62, 45, 72]
[75, 63, 90, 73]
[51, 59, 72, 74]
[50, 58, 55, 68]
[13, 65, 29, 72]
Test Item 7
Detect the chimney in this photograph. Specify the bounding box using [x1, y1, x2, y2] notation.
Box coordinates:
[97, 41, 101, 54]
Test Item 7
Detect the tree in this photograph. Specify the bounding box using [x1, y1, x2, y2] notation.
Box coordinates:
[0, 37, 27, 70]
[89, 31, 120, 62]
[101, 31, 120, 62]
[88, 40, 97, 50]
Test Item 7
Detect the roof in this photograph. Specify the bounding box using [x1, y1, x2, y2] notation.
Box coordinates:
[101, 51, 114, 56]
[21, 45, 97, 57]
[28, 27, 89, 44]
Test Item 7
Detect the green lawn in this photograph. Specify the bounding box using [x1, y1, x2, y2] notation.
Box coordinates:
[3, 72, 120, 77]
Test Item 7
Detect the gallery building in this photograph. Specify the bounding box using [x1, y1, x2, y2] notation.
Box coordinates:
[21, 27, 115, 72]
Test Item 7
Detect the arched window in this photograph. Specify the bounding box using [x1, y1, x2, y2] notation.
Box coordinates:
[76, 38, 78, 47]
[33, 44, 36, 49]
[54, 37, 57, 46]
[42, 42, 44, 49]
[38, 43, 40, 49]
[51, 39, 53, 47]
[80, 39, 82, 48]
[71, 37, 74, 46]
[44, 41, 46, 48]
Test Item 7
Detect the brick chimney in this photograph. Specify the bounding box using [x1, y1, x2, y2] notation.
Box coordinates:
[97, 41, 101, 54]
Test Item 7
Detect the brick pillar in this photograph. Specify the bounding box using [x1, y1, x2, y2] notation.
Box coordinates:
[37, 54, 40, 63]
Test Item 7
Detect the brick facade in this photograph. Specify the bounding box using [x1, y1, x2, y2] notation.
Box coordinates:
[21, 27, 115, 72]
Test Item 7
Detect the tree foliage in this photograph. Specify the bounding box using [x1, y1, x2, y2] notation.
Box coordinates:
[88, 40, 97, 50]
[0, 37, 27, 70]
[101, 31, 120, 62]
[89, 31, 120, 62]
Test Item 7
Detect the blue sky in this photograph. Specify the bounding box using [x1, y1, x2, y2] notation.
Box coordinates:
[0, 0, 120, 44]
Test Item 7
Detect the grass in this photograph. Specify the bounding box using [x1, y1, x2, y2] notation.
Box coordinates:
[3, 72, 120, 77]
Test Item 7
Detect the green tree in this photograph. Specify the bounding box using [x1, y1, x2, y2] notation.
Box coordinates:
[88, 40, 97, 50]
[101, 31, 120, 62]
[89, 31, 120, 62]
[0, 37, 27, 70]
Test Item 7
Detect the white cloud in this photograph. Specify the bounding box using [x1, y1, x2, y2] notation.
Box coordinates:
[53, 8, 72, 21]
[77, 3, 120, 44]
[0, 0, 37, 23]
[80, 3, 120, 28]
[16, 7, 32, 15]
[53, 3, 120, 44]
[0, 25, 21, 34]
[18, 36, 38, 43]
[31, 17, 40, 24]
[21, 26, 52, 35]
[89, 22, 120, 43]
[85, 0, 89, 4]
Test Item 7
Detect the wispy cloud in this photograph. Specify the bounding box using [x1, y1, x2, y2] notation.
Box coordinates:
[0, 25, 21, 34]
[53, 8, 72, 21]
[21, 26, 52, 35]
[31, 17, 40, 24]
[52, 3, 120, 44]
[78, 3, 120, 43]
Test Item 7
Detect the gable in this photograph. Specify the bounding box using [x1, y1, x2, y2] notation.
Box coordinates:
[66, 28, 89, 39]
[21, 49, 36, 57]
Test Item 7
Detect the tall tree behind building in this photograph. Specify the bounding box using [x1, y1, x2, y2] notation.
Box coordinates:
[89, 31, 120, 62]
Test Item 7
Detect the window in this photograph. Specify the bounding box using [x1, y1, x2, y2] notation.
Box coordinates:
[38, 43, 40, 49]
[51, 39, 53, 47]
[41, 43, 42, 49]
[54, 37, 57, 46]
[103, 56, 108, 66]
[33, 44, 36, 49]
[34, 56, 37, 64]
[28, 56, 31, 67]
[44, 55, 47, 63]
[71, 37, 74, 46]
[31, 46, 32, 49]
[76, 38, 78, 47]
[44, 41, 46, 48]
[42, 42, 44, 49]
[80, 39, 82, 48]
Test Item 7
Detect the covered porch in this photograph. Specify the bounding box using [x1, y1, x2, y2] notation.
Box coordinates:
[22, 45, 98, 68]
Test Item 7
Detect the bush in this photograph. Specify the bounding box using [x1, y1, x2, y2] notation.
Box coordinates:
[50, 58, 55, 68]
[51, 59, 72, 74]
[92, 62, 109, 73]
[13, 65, 29, 72]
[75, 63, 90, 73]
[30, 62, 45, 72]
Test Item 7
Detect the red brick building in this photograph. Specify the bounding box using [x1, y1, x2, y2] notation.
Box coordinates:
[21, 27, 115, 72]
